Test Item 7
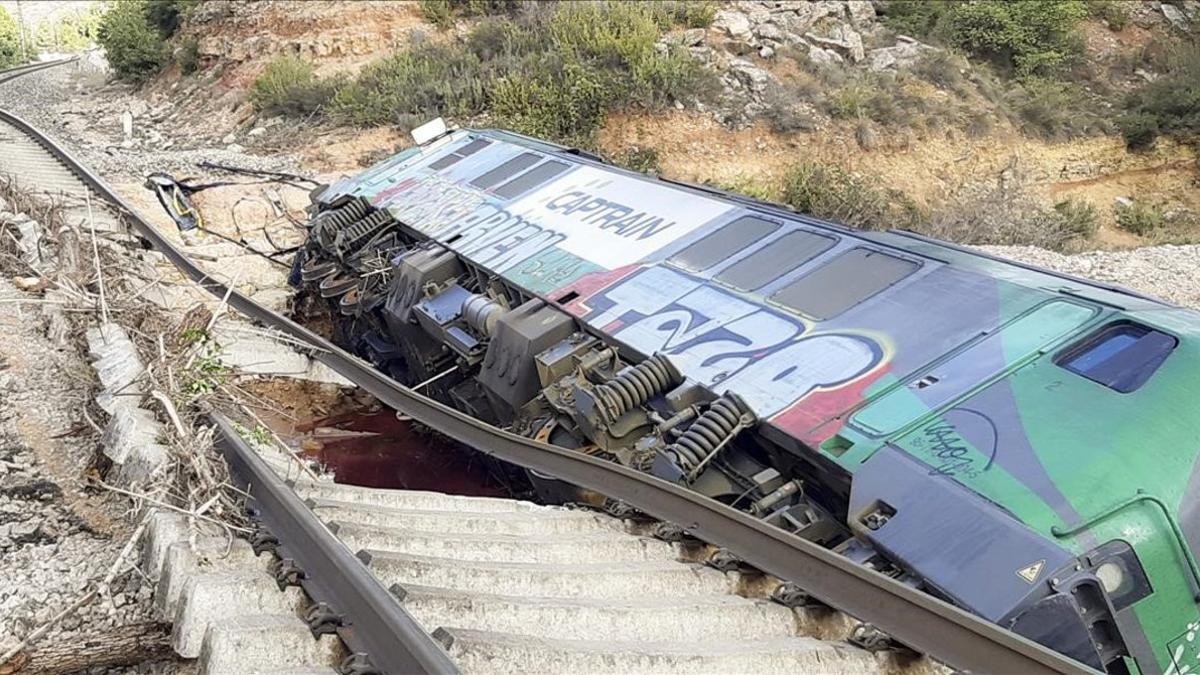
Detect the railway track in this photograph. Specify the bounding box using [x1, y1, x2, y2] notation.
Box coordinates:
[0, 60, 1095, 675]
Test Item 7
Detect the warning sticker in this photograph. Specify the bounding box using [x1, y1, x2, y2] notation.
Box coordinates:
[1016, 560, 1045, 584]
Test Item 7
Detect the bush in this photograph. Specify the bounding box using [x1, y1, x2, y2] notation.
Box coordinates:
[710, 174, 777, 201]
[1007, 78, 1106, 140]
[0, 7, 21, 68]
[1115, 201, 1166, 235]
[1089, 0, 1130, 31]
[176, 37, 199, 74]
[922, 185, 1096, 251]
[144, 0, 197, 37]
[611, 146, 661, 175]
[1121, 42, 1200, 149]
[1118, 112, 1161, 149]
[330, 45, 488, 127]
[419, 0, 522, 29]
[884, 0, 1088, 78]
[780, 161, 920, 231]
[332, 1, 717, 145]
[97, 1, 170, 84]
[251, 55, 340, 117]
[1048, 198, 1100, 240]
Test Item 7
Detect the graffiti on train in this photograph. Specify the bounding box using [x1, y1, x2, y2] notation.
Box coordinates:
[579, 266, 885, 416]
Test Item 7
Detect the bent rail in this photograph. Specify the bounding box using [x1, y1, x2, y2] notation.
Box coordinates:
[0, 103, 1098, 675]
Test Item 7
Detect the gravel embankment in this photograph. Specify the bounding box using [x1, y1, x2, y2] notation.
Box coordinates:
[0, 60, 302, 181]
[984, 244, 1200, 310]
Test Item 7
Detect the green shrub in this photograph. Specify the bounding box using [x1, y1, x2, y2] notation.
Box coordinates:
[0, 7, 21, 68]
[418, 0, 455, 28]
[97, 1, 170, 84]
[177, 37, 200, 74]
[710, 174, 777, 201]
[1118, 112, 1161, 149]
[1115, 201, 1166, 235]
[884, 0, 1088, 78]
[1048, 198, 1100, 240]
[1121, 42, 1200, 149]
[420, 0, 521, 29]
[781, 161, 920, 231]
[330, 45, 488, 126]
[1089, 0, 1130, 30]
[922, 187, 1095, 251]
[612, 146, 661, 175]
[1007, 78, 1106, 140]
[332, 1, 716, 145]
[144, 0, 198, 37]
[251, 56, 339, 117]
[661, 0, 718, 28]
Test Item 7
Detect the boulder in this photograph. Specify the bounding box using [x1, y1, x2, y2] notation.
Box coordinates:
[1162, 2, 1189, 30]
[807, 26, 865, 63]
[845, 0, 877, 26]
[808, 45, 845, 66]
[754, 22, 785, 41]
[682, 27, 707, 46]
[714, 10, 753, 39]
[729, 59, 774, 93]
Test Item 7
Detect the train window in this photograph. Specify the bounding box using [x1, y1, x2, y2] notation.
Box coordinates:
[428, 138, 492, 170]
[1057, 321, 1177, 393]
[717, 229, 837, 290]
[492, 160, 570, 200]
[771, 248, 918, 320]
[669, 216, 780, 272]
[470, 152, 542, 189]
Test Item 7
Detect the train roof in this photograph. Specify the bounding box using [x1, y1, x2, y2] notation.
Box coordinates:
[324, 125, 1200, 437]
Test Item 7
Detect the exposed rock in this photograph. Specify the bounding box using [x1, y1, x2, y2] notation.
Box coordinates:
[681, 27, 707, 47]
[729, 59, 774, 93]
[868, 38, 939, 72]
[1161, 2, 1189, 30]
[759, 45, 776, 59]
[754, 22, 785, 42]
[845, 0, 877, 26]
[806, 26, 865, 63]
[808, 44, 846, 66]
[713, 9, 753, 39]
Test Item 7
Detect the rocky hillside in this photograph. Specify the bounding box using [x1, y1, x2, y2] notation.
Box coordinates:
[81, 1, 1200, 252]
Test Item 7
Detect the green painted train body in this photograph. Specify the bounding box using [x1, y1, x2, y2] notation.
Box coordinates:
[296, 125, 1200, 673]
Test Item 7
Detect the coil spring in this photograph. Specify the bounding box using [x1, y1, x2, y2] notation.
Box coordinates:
[667, 395, 748, 474]
[336, 211, 395, 254]
[323, 197, 371, 228]
[593, 354, 679, 424]
[313, 198, 373, 247]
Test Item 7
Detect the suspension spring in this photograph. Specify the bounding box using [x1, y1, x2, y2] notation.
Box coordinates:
[666, 394, 753, 476]
[318, 197, 371, 228]
[335, 211, 396, 255]
[592, 353, 680, 424]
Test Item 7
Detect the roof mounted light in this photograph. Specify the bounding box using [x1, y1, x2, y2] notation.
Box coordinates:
[411, 117, 449, 146]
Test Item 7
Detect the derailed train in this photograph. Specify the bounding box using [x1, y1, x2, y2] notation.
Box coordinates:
[293, 121, 1200, 674]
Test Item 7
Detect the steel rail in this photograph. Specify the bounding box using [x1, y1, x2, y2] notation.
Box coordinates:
[0, 104, 1098, 675]
[211, 413, 459, 674]
[0, 58, 79, 86]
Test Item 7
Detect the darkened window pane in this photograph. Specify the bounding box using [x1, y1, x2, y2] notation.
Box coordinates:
[457, 139, 492, 156]
[670, 216, 780, 272]
[493, 160, 570, 200]
[471, 152, 542, 189]
[429, 153, 462, 170]
[717, 229, 837, 290]
[771, 248, 918, 320]
[428, 139, 493, 170]
[1058, 322, 1176, 393]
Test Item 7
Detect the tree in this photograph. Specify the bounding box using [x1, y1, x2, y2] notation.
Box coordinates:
[96, 1, 169, 83]
[0, 7, 22, 68]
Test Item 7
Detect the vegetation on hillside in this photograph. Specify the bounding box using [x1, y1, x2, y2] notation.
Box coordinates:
[250, 1, 716, 147]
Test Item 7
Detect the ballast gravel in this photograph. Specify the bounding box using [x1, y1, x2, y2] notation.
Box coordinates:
[982, 244, 1200, 310]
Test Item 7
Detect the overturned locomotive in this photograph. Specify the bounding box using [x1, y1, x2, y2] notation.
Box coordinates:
[293, 120, 1200, 674]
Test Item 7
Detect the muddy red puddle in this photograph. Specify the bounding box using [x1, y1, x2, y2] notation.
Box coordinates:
[296, 409, 509, 496]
